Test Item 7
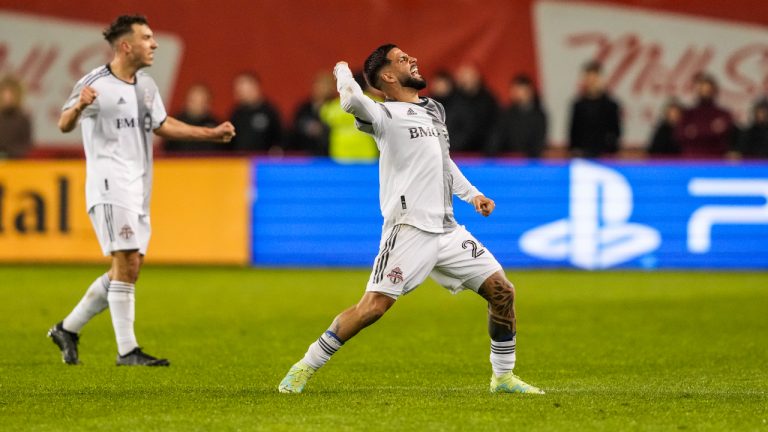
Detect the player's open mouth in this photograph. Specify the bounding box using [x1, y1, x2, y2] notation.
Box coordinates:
[411, 66, 420, 77]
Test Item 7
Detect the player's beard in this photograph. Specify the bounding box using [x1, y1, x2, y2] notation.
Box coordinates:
[401, 75, 427, 91]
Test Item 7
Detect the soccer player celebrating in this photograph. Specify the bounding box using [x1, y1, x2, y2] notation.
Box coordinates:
[48, 15, 235, 366]
[278, 45, 543, 394]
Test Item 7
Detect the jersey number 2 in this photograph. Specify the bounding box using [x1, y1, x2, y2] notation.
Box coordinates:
[462, 240, 486, 258]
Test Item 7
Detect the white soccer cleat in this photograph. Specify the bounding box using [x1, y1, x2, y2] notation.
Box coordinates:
[490, 371, 545, 394]
[278, 361, 316, 394]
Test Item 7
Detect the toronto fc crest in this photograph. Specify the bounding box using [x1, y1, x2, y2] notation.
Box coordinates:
[387, 267, 404, 284]
[119, 224, 135, 240]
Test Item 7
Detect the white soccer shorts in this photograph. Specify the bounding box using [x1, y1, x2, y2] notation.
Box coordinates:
[366, 224, 503, 299]
[88, 204, 151, 256]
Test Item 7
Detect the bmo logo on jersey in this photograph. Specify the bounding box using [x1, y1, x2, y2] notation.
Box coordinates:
[116, 118, 138, 129]
[408, 126, 440, 139]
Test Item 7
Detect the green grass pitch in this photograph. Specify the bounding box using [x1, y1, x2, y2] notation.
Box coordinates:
[1, 265, 766, 431]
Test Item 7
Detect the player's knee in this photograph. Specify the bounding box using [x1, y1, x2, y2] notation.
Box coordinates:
[125, 257, 141, 283]
[112, 252, 141, 283]
[482, 273, 516, 307]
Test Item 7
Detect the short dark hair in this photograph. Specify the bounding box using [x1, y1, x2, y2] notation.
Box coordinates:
[352, 71, 367, 89]
[103, 15, 149, 45]
[512, 74, 533, 87]
[364, 44, 397, 90]
[433, 70, 453, 81]
[583, 60, 602, 74]
[693, 72, 717, 87]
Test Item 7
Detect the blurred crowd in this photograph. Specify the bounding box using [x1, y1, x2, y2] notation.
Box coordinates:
[1, 61, 767, 160]
[0, 76, 32, 159]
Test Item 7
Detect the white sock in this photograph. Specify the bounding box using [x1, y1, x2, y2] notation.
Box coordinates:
[301, 331, 344, 370]
[490, 335, 516, 377]
[107, 280, 139, 356]
[62, 273, 110, 333]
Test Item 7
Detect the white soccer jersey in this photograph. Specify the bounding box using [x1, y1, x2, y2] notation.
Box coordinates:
[335, 63, 481, 234]
[63, 65, 167, 215]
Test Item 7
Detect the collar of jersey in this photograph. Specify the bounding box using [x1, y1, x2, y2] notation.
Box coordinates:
[106, 63, 137, 86]
[384, 96, 429, 107]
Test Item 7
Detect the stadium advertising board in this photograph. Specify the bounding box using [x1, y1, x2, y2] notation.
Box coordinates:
[252, 159, 768, 269]
[0, 159, 250, 264]
[535, 2, 768, 147]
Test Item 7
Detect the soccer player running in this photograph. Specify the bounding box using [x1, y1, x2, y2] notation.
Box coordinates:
[48, 15, 235, 366]
[278, 45, 543, 394]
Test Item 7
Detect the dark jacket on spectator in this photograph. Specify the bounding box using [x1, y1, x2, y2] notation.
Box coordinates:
[739, 123, 768, 158]
[648, 122, 681, 156]
[164, 111, 220, 153]
[568, 93, 621, 157]
[489, 103, 547, 158]
[0, 106, 32, 158]
[446, 88, 498, 153]
[229, 101, 282, 152]
[290, 100, 329, 156]
[674, 100, 734, 158]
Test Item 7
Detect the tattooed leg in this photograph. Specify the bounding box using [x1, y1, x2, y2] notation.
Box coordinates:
[478, 271, 517, 340]
[478, 270, 519, 377]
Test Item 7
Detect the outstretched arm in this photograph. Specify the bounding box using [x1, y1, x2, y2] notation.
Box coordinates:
[450, 160, 495, 216]
[154, 117, 236, 143]
[334, 62, 384, 126]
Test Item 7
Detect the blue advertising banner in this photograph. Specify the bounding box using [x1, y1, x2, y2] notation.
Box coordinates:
[251, 159, 768, 269]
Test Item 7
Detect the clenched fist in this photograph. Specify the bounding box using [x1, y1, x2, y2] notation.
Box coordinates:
[472, 195, 495, 217]
[77, 86, 98, 111]
[213, 121, 236, 143]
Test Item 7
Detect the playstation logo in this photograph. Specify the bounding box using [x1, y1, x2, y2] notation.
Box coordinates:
[520, 160, 661, 269]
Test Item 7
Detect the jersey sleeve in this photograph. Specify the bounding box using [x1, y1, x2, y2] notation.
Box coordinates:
[433, 99, 447, 123]
[449, 159, 481, 203]
[334, 63, 386, 134]
[62, 77, 99, 118]
[150, 84, 168, 129]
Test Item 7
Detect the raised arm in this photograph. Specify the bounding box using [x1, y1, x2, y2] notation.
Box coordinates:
[450, 160, 495, 217]
[154, 117, 235, 143]
[334, 62, 384, 127]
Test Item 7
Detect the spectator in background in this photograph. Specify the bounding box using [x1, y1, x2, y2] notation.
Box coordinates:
[674, 73, 735, 158]
[488, 74, 547, 158]
[0, 76, 32, 159]
[164, 83, 221, 153]
[229, 72, 282, 153]
[647, 99, 683, 156]
[290, 72, 334, 155]
[320, 71, 378, 162]
[568, 61, 621, 158]
[429, 70, 456, 109]
[449, 63, 498, 153]
[737, 99, 768, 159]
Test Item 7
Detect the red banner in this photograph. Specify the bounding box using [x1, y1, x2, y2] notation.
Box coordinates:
[1, 0, 766, 147]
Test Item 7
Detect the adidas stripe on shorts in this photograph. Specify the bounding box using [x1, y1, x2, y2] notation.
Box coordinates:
[366, 224, 503, 299]
[88, 204, 151, 256]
